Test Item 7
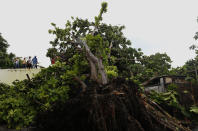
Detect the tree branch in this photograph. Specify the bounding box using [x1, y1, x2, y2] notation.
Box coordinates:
[87, 56, 98, 82]
[108, 41, 113, 59]
[74, 76, 87, 92]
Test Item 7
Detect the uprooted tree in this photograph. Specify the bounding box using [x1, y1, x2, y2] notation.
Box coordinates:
[41, 2, 190, 131]
[0, 2, 191, 131]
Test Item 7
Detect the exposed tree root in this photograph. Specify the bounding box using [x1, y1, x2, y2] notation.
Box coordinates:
[35, 78, 191, 131]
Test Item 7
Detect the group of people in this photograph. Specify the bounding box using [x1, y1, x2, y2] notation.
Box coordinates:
[14, 56, 38, 69]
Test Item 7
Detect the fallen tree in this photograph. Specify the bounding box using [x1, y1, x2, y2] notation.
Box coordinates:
[38, 2, 190, 130]
[0, 2, 192, 131]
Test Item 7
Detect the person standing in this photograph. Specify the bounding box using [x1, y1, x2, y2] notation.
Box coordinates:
[51, 57, 55, 65]
[15, 58, 20, 68]
[27, 56, 32, 69]
[22, 58, 27, 68]
[32, 56, 38, 68]
[13, 58, 17, 68]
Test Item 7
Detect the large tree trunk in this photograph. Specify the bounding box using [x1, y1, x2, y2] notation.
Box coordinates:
[76, 38, 108, 85]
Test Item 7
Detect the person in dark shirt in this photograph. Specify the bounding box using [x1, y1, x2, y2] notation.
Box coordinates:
[27, 56, 32, 69]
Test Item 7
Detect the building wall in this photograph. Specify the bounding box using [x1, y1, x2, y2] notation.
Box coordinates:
[0, 69, 41, 85]
[145, 78, 166, 93]
[145, 85, 165, 93]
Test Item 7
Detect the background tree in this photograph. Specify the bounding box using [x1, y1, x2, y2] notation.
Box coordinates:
[181, 17, 198, 81]
[184, 59, 198, 81]
[171, 59, 198, 81]
[142, 53, 172, 75]
[131, 53, 172, 82]
[0, 33, 15, 68]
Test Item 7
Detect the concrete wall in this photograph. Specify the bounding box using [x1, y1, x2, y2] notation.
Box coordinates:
[0, 69, 41, 85]
[144, 85, 165, 93]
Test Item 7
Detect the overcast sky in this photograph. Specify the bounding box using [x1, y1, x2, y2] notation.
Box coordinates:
[1, 0, 198, 67]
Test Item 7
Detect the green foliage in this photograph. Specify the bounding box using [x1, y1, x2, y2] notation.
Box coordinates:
[86, 34, 109, 64]
[169, 58, 198, 81]
[0, 83, 37, 128]
[190, 18, 198, 50]
[129, 53, 172, 82]
[167, 83, 178, 91]
[105, 66, 118, 79]
[0, 86, 36, 129]
[183, 90, 189, 94]
[0, 62, 71, 129]
[142, 53, 172, 76]
[183, 59, 198, 80]
[149, 84, 191, 118]
[0, 33, 15, 68]
[95, 2, 108, 26]
[183, 20, 198, 81]
[190, 106, 198, 114]
[149, 90, 178, 107]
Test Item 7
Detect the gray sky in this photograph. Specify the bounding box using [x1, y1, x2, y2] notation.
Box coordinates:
[1, 0, 198, 67]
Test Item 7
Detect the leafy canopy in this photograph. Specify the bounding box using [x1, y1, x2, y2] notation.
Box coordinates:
[0, 33, 15, 68]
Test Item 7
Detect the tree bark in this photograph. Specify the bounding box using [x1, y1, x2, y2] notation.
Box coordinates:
[74, 76, 87, 92]
[76, 38, 108, 85]
[108, 41, 113, 59]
